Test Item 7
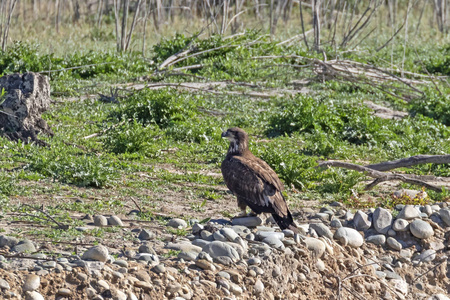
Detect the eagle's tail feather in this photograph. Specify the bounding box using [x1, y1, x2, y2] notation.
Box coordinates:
[271, 211, 298, 234]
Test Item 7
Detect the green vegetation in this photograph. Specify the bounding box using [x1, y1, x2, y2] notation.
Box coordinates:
[0, 1, 449, 247]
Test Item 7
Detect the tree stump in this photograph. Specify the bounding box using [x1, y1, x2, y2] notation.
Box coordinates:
[0, 72, 54, 145]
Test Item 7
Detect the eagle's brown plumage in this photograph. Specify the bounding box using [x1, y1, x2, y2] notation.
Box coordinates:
[221, 127, 298, 232]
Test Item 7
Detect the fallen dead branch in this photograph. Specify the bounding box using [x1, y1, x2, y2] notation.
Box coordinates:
[156, 34, 267, 73]
[126, 82, 302, 99]
[251, 55, 444, 101]
[366, 154, 450, 171]
[318, 161, 446, 192]
[21, 204, 69, 229]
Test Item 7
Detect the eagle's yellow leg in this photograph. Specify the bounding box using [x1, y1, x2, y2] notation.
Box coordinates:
[235, 198, 257, 217]
[236, 198, 248, 217]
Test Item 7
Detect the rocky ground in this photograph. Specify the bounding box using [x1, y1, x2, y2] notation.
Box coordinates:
[0, 190, 449, 300]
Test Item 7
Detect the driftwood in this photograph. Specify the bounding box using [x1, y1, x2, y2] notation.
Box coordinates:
[318, 160, 447, 192]
[366, 154, 450, 171]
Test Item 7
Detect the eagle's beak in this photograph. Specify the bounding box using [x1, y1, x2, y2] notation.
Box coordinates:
[221, 131, 229, 138]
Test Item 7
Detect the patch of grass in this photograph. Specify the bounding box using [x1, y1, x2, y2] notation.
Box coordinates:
[166, 227, 188, 237]
[103, 121, 164, 156]
[409, 89, 450, 126]
[162, 249, 181, 258]
[24, 144, 119, 187]
[0, 41, 151, 80]
[0, 175, 17, 196]
[27, 227, 85, 241]
[379, 190, 434, 210]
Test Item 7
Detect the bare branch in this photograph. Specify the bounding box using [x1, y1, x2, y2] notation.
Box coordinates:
[366, 155, 450, 171]
[318, 160, 446, 192]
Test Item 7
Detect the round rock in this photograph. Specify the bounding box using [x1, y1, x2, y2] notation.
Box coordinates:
[25, 291, 45, 300]
[0, 235, 19, 248]
[422, 205, 433, 217]
[316, 259, 325, 271]
[256, 231, 284, 241]
[57, 288, 72, 297]
[167, 218, 187, 229]
[353, 210, 372, 231]
[93, 215, 108, 226]
[108, 216, 124, 226]
[330, 219, 342, 228]
[192, 223, 204, 234]
[202, 241, 240, 262]
[248, 257, 261, 265]
[231, 216, 262, 227]
[309, 223, 333, 240]
[392, 219, 409, 232]
[303, 237, 326, 257]
[334, 227, 363, 248]
[410, 219, 434, 239]
[417, 249, 436, 263]
[262, 235, 285, 250]
[81, 245, 109, 262]
[397, 205, 420, 220]
[138, 242, 157, 254]
[23, 275, 40, 292]
[0, 278, 10, 290]
[386, 237, 402, 251]
[138, 229, 155, 240]
[439, 209, 450, 227]
[152, 264, 166, 274]
[365, 234, 386, 246]
[372, 208, 392, 234]
[178, 251, 198, 261]
[113, 260, 128, 268]
[219, 228, 239, 242]
[254, 279, 264, 295]
[12, 240, 36, 253]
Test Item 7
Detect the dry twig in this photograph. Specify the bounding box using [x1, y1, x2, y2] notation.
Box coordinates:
[318, 161, 446, 192]
[21, 204, 69, 229]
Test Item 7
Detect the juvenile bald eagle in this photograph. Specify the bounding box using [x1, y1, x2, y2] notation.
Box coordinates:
[221, 127, 298, 232]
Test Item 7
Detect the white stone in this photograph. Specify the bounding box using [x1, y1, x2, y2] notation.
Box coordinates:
[93, 215, 108, 226]
[23, 274, 40, 292]
[202, 241, 240, 262]
[392, 219, 409, 232]
[439, 209, 450, 226]
[82, 245, 109, 262]
[386, 237, 402, 251]
[410, 219, 434, 239]
[231, 216, 262, 227]
[417, 249, 436, 263]
[107, 216, 124, 226]
[373, 208, 392, 234]
[167, 218, 187, 229]
[353, 210, 371, 231]
[254, 279, 264, 295]
[334, 227, 363, 248]
[25, 291, 45, 300]
[397, 205, 421, 220]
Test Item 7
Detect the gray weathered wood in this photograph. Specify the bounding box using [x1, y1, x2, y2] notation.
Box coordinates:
[318, 160, 446, 192]
[366, 155, 450, 171]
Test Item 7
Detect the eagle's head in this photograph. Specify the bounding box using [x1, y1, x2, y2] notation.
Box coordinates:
[222, 127, 249, 155]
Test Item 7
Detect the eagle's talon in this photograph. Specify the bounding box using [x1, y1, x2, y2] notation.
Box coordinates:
[232, 210, 257, 219]
[234, 209, 248, 218]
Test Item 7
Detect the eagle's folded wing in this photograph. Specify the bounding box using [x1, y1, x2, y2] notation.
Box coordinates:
[221, 156, 289, 217]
